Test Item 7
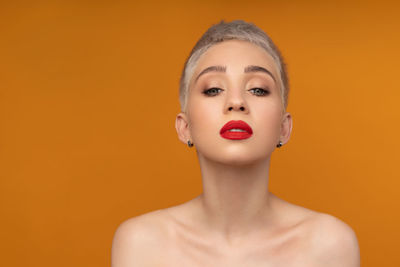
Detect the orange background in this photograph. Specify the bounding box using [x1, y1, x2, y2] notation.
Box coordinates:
[1, 1, 399, 266]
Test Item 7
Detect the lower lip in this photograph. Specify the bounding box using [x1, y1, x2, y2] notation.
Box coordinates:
[220, 131, 252, 140]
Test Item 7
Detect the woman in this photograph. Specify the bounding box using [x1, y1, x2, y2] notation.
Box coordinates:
[112, 20, 360, 266]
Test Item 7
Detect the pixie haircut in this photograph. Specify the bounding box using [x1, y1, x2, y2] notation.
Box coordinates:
[179, 20, 289, 112]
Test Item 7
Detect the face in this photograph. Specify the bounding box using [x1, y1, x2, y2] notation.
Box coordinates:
[176, 40, 292, 166]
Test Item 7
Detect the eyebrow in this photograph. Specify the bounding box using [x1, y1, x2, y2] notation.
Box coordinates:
[195, 65, 226, 83]
[194, 65, 276, 83]
[244, 65, 276, 83]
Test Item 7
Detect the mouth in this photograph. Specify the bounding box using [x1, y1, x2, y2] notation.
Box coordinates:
[219, 120, 253, 140]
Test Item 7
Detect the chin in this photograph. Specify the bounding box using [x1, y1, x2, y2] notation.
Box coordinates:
[220, 157, 258, 167]
[198, 144, 270, 167]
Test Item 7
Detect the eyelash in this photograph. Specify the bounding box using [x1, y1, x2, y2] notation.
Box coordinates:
[249, 88, 270, 96]
[202, 87, 270, 97]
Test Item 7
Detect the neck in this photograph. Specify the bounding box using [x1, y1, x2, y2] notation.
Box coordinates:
[192, 154, 274, 244]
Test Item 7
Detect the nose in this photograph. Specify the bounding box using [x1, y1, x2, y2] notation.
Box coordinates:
[224, 90, 249, 113]
[228, 106, 245, 111]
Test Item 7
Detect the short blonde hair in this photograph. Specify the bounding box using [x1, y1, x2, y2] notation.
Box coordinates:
[179, 20, 289, 112]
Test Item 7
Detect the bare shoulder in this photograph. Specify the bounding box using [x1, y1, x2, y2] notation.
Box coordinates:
[307, 213, 360, 267]
[111, 209, 169, 267]
[270, 195, 360, 266]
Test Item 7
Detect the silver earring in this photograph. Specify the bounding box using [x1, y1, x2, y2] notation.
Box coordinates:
[276, 141, 283, 148]
[187, 140, 194, 147]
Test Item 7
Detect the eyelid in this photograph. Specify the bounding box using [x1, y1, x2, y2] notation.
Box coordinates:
[202, 86, 270, 97]
[248, 87, 270, 96]
[202, 87, 224, 96]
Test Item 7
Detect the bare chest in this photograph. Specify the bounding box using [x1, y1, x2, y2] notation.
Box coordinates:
[145, 229, 317, 267]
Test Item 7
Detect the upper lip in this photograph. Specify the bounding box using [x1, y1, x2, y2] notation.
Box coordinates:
[220, 120, 253, 134]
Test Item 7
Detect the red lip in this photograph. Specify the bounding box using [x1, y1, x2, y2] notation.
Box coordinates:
[219, 120, 253, 140]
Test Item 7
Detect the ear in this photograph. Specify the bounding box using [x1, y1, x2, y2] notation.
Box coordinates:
[279, 112, 293, 145]
[175, 112, 191, 145]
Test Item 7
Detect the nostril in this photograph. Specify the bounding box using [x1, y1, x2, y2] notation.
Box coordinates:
[228, 106, 245, 111]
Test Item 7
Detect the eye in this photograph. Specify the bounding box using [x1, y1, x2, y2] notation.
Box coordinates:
[249, 88, 270, 96]
[202, 87, 223, 96]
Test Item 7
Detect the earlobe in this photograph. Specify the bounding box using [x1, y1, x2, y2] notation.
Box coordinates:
[175, 112, 191, 145]
[280, 112, 293, 145]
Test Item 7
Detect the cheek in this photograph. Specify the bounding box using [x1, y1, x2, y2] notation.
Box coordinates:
[187, 99, 221, 139]
[252, 103, 283, 138]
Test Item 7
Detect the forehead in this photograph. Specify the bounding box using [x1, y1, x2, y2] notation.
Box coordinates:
[193, 40, 280, 79]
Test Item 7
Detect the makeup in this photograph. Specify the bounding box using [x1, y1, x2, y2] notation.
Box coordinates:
[220, 120, 253, 140]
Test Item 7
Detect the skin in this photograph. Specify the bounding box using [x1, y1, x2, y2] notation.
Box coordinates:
[112, 40, 360, 266]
